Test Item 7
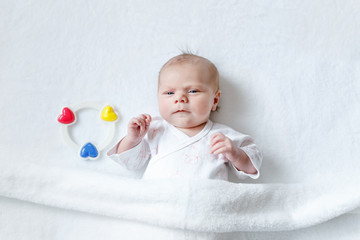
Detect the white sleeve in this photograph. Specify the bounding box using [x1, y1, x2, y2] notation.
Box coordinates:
[229, 136, 263, 180]
[106, 138, 151, 170]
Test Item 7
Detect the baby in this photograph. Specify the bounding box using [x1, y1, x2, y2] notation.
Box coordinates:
[107, 53, 262, 181]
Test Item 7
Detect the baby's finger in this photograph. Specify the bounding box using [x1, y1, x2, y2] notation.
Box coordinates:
[136, 114, 149, 128]
[137, 114, 147, 121]
[143, 114, 152, 122]
[143, 114, 152, 126]
[210, 141, 226, 154]
[211, 132, 225, 141]
[212, 145, 229, 155]
[128, 118, 142, 137]
[210, 133, 225, 146]
[137, 117, 147, 133]
[129, 117, 141, 128]
[211, 132, 224, 139]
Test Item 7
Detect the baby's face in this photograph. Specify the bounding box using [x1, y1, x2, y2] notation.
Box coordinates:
[158, 62, 220, 131]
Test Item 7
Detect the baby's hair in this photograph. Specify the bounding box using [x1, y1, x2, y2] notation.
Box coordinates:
[177, 47, 198, 56]
[158, 51, 220, 92]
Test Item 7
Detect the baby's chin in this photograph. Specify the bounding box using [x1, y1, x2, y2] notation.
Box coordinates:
[160, 114, 209, 128]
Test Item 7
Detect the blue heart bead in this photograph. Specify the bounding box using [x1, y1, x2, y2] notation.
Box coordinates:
[80, 142, 99, 159]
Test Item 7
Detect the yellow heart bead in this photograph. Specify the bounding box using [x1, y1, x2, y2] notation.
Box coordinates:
[101, 105, 118, 121]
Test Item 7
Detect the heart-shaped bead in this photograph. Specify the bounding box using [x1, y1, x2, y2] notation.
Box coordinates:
[101, 105, 118, 121]
[57, 107, 75, 124]
[80, 142, 98, 159]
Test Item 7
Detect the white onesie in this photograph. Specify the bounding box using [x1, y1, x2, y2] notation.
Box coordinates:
[107, 117, 262, 181]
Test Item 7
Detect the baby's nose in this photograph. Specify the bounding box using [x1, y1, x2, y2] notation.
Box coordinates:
[175, 94, 188, 104]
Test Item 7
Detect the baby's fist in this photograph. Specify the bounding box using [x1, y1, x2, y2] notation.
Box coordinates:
[127, 114, 152, 141]
[210, 132, 237, 161]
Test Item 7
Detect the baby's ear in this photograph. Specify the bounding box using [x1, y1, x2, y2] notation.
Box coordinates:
[212, 90, 221, 111]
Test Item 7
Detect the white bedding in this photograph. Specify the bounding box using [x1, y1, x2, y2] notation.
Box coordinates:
[1, 163, 359, 233]
[1, 0, 360, 239]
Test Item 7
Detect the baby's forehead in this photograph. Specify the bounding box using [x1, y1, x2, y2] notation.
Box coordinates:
[159, 62, 213, 84]
[158, 54, 219, 90]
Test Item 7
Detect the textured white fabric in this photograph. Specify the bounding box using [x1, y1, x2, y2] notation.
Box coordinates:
[107, 117, 262, 180]
[0, 163, 359, 233]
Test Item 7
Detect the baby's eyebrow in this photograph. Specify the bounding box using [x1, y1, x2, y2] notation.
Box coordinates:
[159, 88, 175, 93]
[181, 83, 202, 88]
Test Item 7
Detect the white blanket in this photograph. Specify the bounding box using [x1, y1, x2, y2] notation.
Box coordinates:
[1, 163, 359, 233]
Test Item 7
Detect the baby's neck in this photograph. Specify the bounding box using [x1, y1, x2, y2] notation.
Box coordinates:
[175, 122, 207, 137]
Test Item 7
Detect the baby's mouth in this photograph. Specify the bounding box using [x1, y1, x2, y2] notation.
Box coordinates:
[174, 110, 189, 113]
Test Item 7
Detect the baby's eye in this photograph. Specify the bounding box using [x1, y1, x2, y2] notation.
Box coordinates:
[188, 90, 198, 94]
[166, 91, 174, 95]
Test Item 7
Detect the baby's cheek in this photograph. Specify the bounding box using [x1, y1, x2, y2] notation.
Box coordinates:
[158, 102, 166, 116]
[200, 102, 213, 115]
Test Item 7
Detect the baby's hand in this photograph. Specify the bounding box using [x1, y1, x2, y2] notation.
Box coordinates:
[127, 114, 152, 142]
[210, 132, 239, 162]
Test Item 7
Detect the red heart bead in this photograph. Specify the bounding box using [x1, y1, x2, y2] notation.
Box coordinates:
[58, 107, 75, 124]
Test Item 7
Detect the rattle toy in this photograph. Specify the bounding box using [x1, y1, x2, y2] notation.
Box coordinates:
[57, 102, 118, 160]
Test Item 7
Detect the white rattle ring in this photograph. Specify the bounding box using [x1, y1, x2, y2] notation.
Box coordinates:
[57, 102, 118, 160]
